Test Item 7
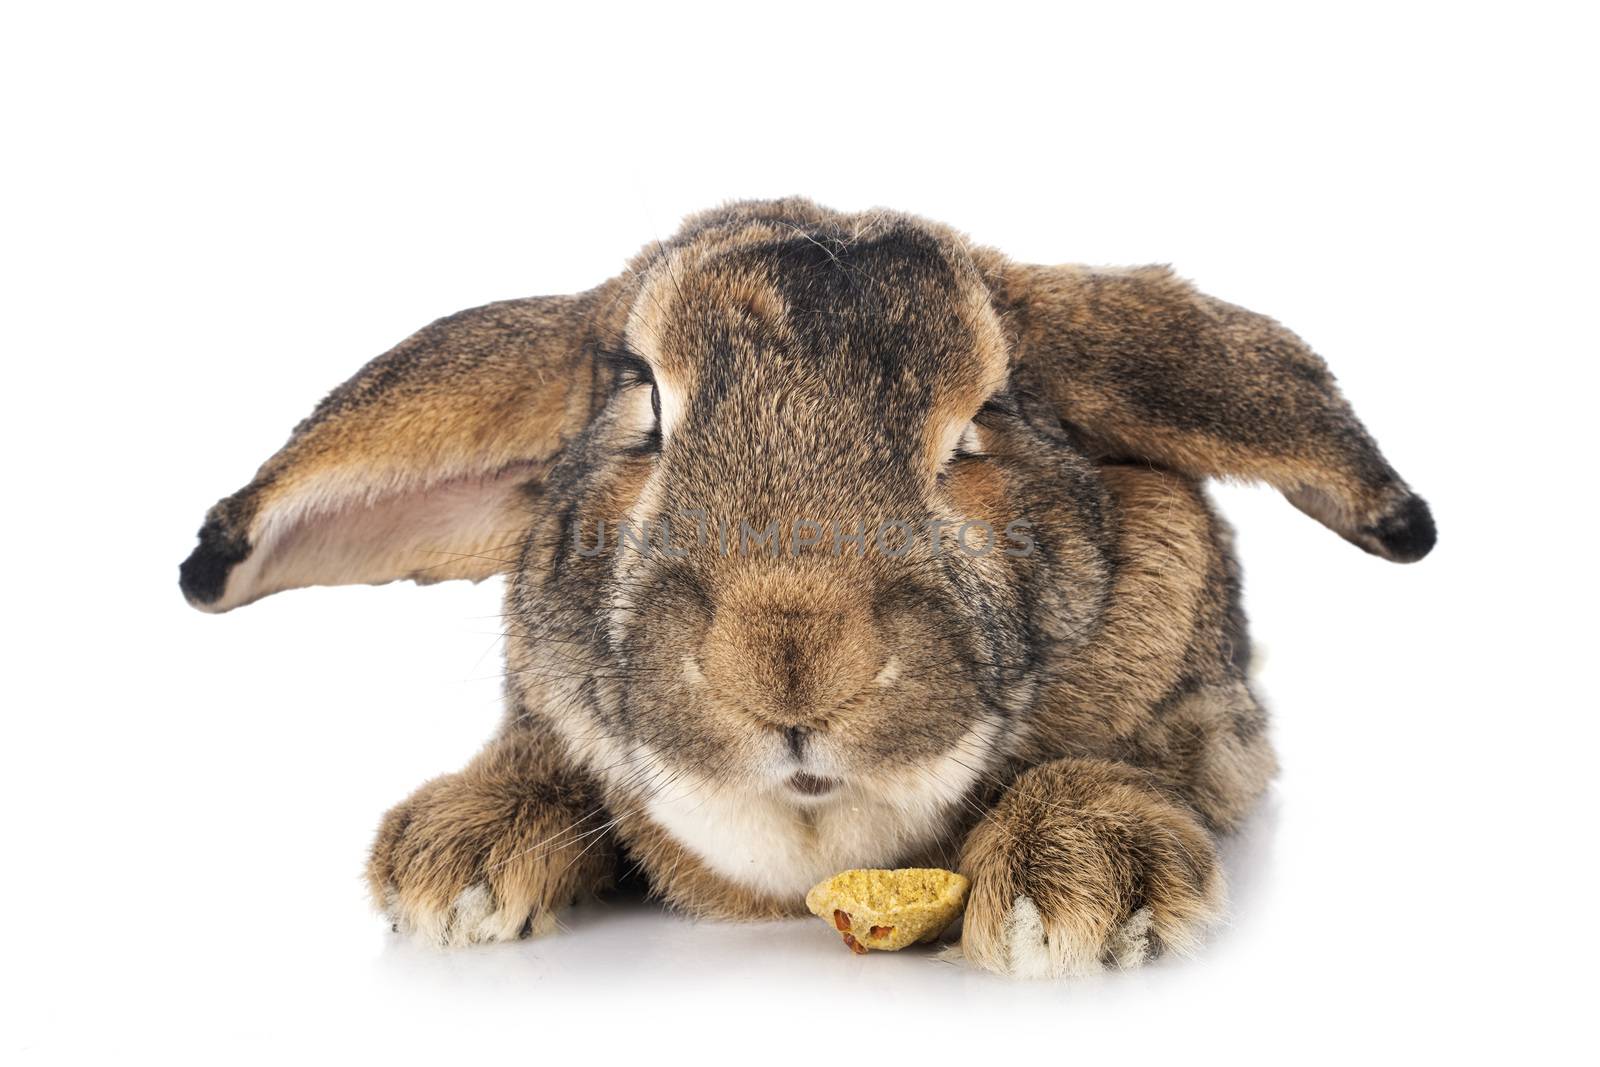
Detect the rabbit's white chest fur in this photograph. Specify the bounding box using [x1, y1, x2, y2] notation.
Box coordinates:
[637, 720, 1000, 900]
[645, 790, 941, 900]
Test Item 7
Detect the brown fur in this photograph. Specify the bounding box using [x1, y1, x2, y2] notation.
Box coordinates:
[1000, 263, 1432, 560]
[959, 757, 1225, 975]
[182, 198, 1432, 975]
[367, 730, 615, 944]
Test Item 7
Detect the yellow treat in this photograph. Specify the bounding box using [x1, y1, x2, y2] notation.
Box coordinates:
[805, 868, 970, 954]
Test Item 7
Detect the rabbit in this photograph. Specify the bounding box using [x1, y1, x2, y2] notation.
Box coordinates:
[179, 198, 1434, 976]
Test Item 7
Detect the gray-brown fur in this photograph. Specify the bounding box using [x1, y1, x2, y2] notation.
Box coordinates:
[181, 198, 1432, 975]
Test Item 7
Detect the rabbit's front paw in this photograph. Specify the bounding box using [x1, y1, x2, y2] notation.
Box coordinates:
[957, 758, 1224, 977]
[366, 734, 614, 947]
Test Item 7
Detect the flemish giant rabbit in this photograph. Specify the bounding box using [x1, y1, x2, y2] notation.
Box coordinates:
[181, 199, 1434, 977]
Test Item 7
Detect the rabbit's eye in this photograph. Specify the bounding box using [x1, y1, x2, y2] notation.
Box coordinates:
[937, 421, 984, 485]
[940, 395, 1017, 478]
[629, 380, 663, 455]
[951, 421, 982, 459]
[598, 345, 663, 455]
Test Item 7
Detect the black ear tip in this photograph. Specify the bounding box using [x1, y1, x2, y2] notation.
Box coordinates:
[1365, 493, 1436, 563]
[180, 521, 252, 607]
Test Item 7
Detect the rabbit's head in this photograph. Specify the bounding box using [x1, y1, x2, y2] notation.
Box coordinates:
[507, 203, 1115, 806]
[182, 199, 1432, 810]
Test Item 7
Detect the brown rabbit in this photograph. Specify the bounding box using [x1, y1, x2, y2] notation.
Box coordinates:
[179, 199, 1433, 976]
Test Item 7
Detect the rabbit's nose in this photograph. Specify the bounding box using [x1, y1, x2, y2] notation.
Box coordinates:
[783, 724, 814, 757]
[699, 568, 884, 730]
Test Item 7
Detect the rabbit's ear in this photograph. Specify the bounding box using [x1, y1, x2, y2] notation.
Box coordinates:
[179, 281, 627, 612]
[1002, 263, 1434, 562]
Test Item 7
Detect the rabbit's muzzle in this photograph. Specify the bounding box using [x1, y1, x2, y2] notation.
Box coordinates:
[696, 569, 887, 750]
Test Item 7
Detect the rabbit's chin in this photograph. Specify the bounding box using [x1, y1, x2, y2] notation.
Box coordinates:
[626, 715, 1006, 901]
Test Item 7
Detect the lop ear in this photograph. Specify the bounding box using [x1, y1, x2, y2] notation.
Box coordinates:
[179, 280, 628, 612]
[1002, 263, 1435, 562]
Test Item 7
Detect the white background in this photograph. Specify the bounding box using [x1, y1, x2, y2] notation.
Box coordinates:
[4, 2, 1594, 1062]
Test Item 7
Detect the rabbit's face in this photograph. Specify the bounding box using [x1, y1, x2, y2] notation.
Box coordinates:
[520, 216, 1112, 813]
